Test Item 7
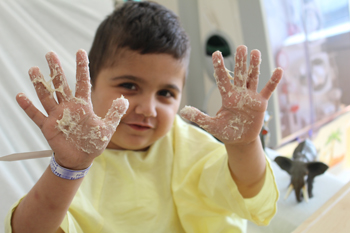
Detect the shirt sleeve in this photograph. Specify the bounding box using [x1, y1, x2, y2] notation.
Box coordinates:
[197, 151, 279, 226]
[4, 193, 102, 233]
[243, 157, 279, 225]
[173, 148, 279, 232]
[4, 198, 23, 233]
[60, 212, 84, 233]
[4, 196, 78, 233]
[59, 188, 105, 233]
[172, 117, 279, 232]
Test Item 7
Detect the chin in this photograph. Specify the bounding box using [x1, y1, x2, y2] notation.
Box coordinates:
[107, 139, 152, 151]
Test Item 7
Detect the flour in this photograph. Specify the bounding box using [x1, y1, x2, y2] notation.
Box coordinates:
[180, 50, 269, 142]
[74, 97, 88, 106]
[31, 61, 128, 154]
[55, 108, 112, 154]
[55, 96, 128, 154]
[181, 52, 262, 141]
[269, 68, 282, 85]
[180, 105, 250, 141]
[56, 108, 82, 137]
[18, 93, 31, 104]
[225, 68, 234, 80]
[180, 106, 197, 122]
[213, 54, 262, 110]
[30, 65, 69, 100]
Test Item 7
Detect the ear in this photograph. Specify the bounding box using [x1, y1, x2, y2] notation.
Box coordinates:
[274, 156, 293, 174]
[307, 162, 329, 177]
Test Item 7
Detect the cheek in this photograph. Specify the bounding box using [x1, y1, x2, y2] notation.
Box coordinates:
[91, 92, 100, 114]
[120, 97, 138, 117]
[91, 92, 114, 118]
[158, 105, 178, 130]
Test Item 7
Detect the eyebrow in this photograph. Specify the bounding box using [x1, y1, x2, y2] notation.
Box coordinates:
[111, 75, 181, 93]
[111, 75, 143, 83]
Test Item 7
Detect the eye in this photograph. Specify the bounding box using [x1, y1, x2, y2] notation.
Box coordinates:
[119, 83, 137, 90]
[158, 90, 174, 98]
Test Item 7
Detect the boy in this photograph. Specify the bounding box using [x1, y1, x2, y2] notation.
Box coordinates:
[6, 1, 282, 232]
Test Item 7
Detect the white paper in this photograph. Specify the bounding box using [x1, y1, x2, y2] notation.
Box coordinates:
[0, 150, 52, 161]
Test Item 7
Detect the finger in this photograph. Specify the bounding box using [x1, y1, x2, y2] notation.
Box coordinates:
[246, 49, 261, 91]
[103, 96, 129, 127]
[212, 51, 233, 99]
[45, 51, 73, 103]
[29, 66, 58, 114]
[179, 106, 213, 130]
[16, 93, 46, 129]
[260, 67, 283, 100]
[75, 49, 92, 104]
[234, 45, 248, 88]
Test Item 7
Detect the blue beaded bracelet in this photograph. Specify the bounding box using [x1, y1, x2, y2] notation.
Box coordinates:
[50, 154, 92, 180]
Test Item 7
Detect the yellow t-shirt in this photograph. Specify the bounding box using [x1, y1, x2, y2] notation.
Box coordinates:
[5, 115, 278, 233]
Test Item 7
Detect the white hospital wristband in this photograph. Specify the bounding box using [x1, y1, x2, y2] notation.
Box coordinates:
[50, 154, 92, 180]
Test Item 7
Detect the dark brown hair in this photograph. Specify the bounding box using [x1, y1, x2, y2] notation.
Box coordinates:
[88, 1, 190, 87]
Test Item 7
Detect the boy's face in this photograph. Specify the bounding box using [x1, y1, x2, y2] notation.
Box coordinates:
[91, 50, 186, 151]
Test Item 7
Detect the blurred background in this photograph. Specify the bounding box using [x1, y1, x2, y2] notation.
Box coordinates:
[2, 0, 350, 155]
[1, 0, 350, 232]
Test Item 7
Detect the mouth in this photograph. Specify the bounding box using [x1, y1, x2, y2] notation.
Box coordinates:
[126, 123, 152, 131]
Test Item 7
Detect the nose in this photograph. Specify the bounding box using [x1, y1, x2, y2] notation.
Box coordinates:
[134, 95, 157, 118]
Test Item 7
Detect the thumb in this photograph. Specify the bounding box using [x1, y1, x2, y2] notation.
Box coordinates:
[180, 106, 213, 129]
[103, 96, 129, 127]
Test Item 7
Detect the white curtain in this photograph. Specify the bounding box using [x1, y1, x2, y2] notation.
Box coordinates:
[0, 0, 114, 229]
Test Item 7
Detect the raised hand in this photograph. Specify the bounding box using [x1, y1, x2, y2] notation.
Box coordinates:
[16, 50, 129, 169]
[180, 45, 282, 146]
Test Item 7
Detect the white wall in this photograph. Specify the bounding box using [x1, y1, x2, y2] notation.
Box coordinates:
[0, 1, 114, 230]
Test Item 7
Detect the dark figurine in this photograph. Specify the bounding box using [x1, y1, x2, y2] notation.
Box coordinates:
[274, 139, 329, 203]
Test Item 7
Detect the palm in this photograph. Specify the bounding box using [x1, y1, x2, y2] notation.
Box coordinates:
[214, 90, 267, 143]
[17, 50, 128, 169]
[181, 45, 282, 145]
[41, 100, 122, 166]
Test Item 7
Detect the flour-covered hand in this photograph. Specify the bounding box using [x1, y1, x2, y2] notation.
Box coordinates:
[16, 50, 129, 169]
[180, 45, 282, 145]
